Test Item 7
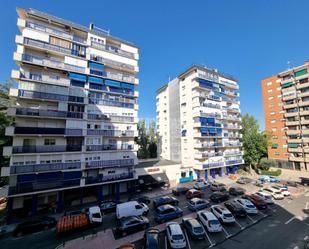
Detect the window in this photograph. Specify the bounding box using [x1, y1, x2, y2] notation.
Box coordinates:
[274, 152, 280, 156]
[270, 112, 275, 115]
[44, 139, 56, 145]
[271, 120, 276, 123]
[268, 89, 273, 93]
[50, 36, 71, 48]
[268, 96, 274, 100]
[267, 82, 272, 86]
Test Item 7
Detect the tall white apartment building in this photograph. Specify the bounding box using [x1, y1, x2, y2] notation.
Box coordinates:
[156, 65, 243, 183]
[2, 8, 139, 220]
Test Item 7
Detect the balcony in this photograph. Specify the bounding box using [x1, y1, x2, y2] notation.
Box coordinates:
[289, 157, 304, 162]
[224, 106, 240, 113]
[87, 113, 136, 123]
[86, 144, 134, 152]
[195, 152, 223, 159]
[300, 110, 309, 116]
[12, 145, 82, 154]
[9, 179, 81, 195]
[90, 54, 137, 72]
[203, 162, 225, 169]
[14, 127, 83, 136]
[225, 159, 244, 165]
[105, 70, 136, 84]
[224, 142, 242, 147]
[87, 129, 135, 137]
[23, 38, 85, 58]
[19, 90, 84, 103]
[89, 98, 135, 109]
[86, 159, 134, 169]
[15, 108, 84, 119]
[285, 120, 299, 126]
[25, 20, 87, 45]
[10, 162, 81, 174]
[85, 172, 134, 185]
[297, 82, 309, 89]
[91, 41, 135, 59]
[194, 143, 223, 148]
[287, 147, 302, 153]
[301, 119, 309, 125]
[19, 53, 85, 73]
[298, 101, 309, 107]
[286, 130, 300, 136]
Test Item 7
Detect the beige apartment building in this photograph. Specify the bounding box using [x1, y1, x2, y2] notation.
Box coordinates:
[156, 65, 243, 183]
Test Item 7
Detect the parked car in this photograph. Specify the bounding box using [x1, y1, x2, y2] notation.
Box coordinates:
[172, 187, 189, 196]
[117, 216, 149, 237]
[128, 195, 151, 204]
[224, 200, 247, 217]
[182, 217, 206, 240]
[116, 201, 149, 219]
[261, 188, 284, 200]
[153, 196, 179, 208]
[166, 222, 186, 249]
[154, 204, 183, 223]
[242, 194, 268, 210]
[143, 228, 160, 249]
[286, 181, 299, 187]
[236, 176, 252, 184]
[100, 201, 118, 214]
[229, 186, 245, 196]
[210, 183, 226, 191]
[87, 206, 103, 223]
[234, 198, 258, 214]
[210, 205, 235, 223]
[271, 186, 291, 196]
[254, 191, 274, 204]
[197, 210, 222, 232]
[186, 189, 204, 199]
[210, 192, 229, 203]
[187, 198, 209, 211]
[194, 181, 208, 190]
[259, 175, 280, 183]
[254, 180, 264, 187]
[13, 217, 56, 237]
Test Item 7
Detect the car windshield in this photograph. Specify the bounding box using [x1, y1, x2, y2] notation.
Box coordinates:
[193, 227, 204, 233]
[92, 213, 101, 218]
[209, 220, 220, 225]
[265, 196, 271, 199]
[246, 204, 255, 209]
[172, 234, 184, 240]
[224, 213, 233, 218]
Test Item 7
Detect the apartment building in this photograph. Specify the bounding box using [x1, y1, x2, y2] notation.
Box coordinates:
[156, 65, 243, 183]
[1, 8, 139, 219]
[262, 61, 309, 171]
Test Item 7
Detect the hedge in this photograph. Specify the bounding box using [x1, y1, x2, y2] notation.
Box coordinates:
[260, 169, 282, 176]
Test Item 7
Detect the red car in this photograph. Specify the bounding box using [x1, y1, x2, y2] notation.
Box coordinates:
[186, 189, 203, 199]
[242, 194, 268, 210]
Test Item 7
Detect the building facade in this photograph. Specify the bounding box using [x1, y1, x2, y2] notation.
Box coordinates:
[262, 61, 309, 171]
[1, 8, 139, 219]
[156, 65, 243, 183]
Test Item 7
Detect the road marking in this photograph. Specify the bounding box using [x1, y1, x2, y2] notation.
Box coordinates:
[184, 230, 192, 249]
[285, 216, 296, 224]
[235, 220, 244, 229]
[305, 202, 309, 210]
[304, 235, 308, 240]
[165, 235, 168, 249]
[222, 226, 231, 238]
[247, 215, 257, 223]
[204, 231, 214, 247]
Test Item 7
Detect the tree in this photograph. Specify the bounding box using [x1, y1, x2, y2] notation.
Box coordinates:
[240, 114, 268, 172]
[135, 119, 149, 159]
[258, 157, 277, 170]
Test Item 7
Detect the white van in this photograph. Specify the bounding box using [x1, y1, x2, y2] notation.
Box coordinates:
[88, 206, 103, 223]
[116, 201, 149, 219]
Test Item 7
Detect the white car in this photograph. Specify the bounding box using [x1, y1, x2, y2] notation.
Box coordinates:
[272, 186, 291, 196]
[166, 222, 186, 249]
[255, 192, 274, 204]
[234, 198, 258, 214]
[262, 188, 284, 200]
[197, 210, 222, 232]
[210, 205, 235, 223]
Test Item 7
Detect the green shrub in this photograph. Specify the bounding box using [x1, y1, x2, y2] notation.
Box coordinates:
[258, 157, 278, 171]
[260, 169, 282, 176]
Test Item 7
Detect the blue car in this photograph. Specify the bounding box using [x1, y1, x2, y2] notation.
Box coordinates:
[154, 204, 183, 223]
[260, 175, 280, 183]
[187, 198, 209, 211]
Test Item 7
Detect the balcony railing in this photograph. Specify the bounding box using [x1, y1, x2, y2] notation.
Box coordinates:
[203, 162, 225, 169]
[90, 54, 135, 71]
[196, 152, 223, 158]
[91, 41, 135, 59]
[196, 143, 223, 148]
[16, 108, 84, 119]
[19, 90, 84, 103]
[87, 129, 135, 137]
[24, 38, 85, 58]
[9, 179, 80, 195]
[87, 113, 135, 123]
[22, 54, 85, 73]
[105, 70, 136, 84]
[26, 21, 87, 44]
[86, 159, 134, 169]
[10, 162, 81, 174]
[224, 143, 242, 147]
[14, 127, 82, 136]
[89, 98, 134, 109]
[85, 172, 134, 185]
[12, 145, 82, 154]
[225, 159, 244, 165]
[86, 144, 134, 152]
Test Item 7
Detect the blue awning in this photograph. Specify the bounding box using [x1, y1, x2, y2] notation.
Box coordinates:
[89, 61, 104, 71]
[122, 83, 135, 90]
[209, 128, 217, 133]
[200, 127, 209, 133]
[69, 73, 87, 82]
[105, 79, 121, 88]
[88, 76, 103, 84]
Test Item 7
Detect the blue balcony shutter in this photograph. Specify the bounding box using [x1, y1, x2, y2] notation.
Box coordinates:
[209, 128, 217, 133]
[89, 61, 104, 71]
[17, 174, 36, 182]
[69, 73, 87, 82]
[200, 127, 209, 133]
[88, 76, 103, 84]
[63, 171, 82, 179]
[216, 128, 222, 133]
[199, 117, 207, 123]
[121, 83, 135, 90]
[105, 79, 121, 88]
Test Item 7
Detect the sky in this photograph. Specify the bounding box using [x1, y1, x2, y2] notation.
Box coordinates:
[1, 0, 309, 130]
